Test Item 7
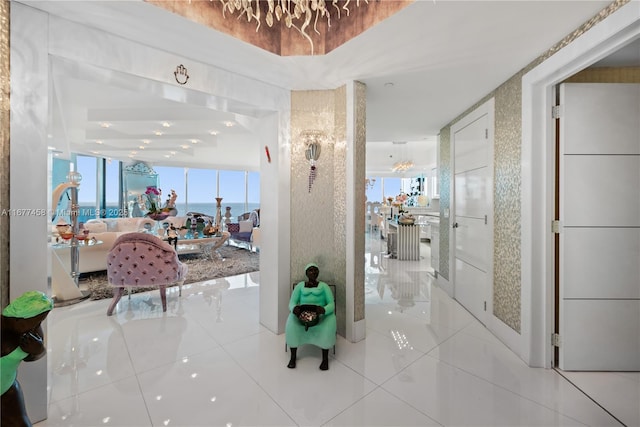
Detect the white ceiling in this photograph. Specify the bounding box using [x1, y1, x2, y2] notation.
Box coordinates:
[27, 0, 636, 175]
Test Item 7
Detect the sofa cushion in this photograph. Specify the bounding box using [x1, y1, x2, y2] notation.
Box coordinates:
[84, 220, 107, 233]
[239, 220, 253, 233]
[114, 218, 146, 232]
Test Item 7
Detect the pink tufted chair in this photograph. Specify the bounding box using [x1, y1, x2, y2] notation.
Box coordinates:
[106, 232, 188, 316]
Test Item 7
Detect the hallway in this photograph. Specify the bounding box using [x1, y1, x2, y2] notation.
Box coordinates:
[36, 233, 637, 426]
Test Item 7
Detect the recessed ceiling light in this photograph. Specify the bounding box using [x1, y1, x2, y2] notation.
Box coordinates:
[100, 122, 112, 128]
[181, 145, 190, 149]
[95, 140, 103, 144]
[139, 146, 145, 150]
[224, 121, 234, 127]
[170, 151, 176, 155]
[154, 131, 163, 136]
[90, 151, 100, 154]
[142, 139, 151, 144]
[209, 130, 219, 135]
[164, 154, 170, 158]
[130, 151, 138, 155]
[162, 122, 171, 128]
[190, 139, 199, 144]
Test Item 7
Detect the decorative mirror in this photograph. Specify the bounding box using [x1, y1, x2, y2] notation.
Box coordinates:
[123, 162, 159, 218]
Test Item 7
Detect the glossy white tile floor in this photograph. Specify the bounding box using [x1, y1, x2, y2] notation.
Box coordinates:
[36, 233, 637, 427]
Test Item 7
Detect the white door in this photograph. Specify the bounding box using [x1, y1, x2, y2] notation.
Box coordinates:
[452, 99, 494, 324]
[558, 83, 640, 371]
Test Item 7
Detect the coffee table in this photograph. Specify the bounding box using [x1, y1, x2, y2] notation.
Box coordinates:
[172, 231, 230, 259]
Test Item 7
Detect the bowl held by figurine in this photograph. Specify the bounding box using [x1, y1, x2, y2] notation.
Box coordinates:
[297, 304, 320, 331]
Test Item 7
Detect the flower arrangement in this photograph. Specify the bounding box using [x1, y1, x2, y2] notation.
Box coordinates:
[141, 186, 178, 220]
[392, 193, 407, 208]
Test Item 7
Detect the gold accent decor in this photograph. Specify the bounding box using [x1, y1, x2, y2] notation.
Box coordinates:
[146, 0, 413, 56]
[218, 0, 369, 55]
[564, 66, 640, 83]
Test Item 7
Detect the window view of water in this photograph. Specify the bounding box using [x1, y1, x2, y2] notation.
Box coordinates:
[56, 156, 261, 225]
[75, 202, 259, 225]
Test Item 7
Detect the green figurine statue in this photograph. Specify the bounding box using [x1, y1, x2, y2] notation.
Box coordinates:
[1, 291, 54, 427]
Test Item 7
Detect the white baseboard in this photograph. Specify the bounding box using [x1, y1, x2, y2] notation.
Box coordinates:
[489, 314, 523, 361]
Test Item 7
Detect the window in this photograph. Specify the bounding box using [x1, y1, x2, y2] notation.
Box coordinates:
[365, 177, 382, 204]
[185, 167, 216, 216]
[58, 155, 260, 221]
[149, 165, 187, 215]
[383, 177, 402, 200]
[219, 170, 247, 217]
[105, 159, 120, 218]
[76, 155, 98, 223]
[247, 171, 260, 213]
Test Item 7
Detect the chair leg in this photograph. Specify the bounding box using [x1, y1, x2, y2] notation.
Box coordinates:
[107, 287, 125, 316]
[160, 285, 167, 312]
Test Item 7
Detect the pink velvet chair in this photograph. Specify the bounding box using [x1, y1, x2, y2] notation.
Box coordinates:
[106, 232, 188, 316]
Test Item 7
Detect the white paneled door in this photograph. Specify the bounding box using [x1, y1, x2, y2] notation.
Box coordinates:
[452, 99, 494, 325]
[558, 83, 640, 371]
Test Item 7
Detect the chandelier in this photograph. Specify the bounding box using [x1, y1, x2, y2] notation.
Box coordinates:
[217, 0, 370, 55]
[365, 177, 376, 190]
[392, 160, 414, 173]
[391, 141, 414, 173]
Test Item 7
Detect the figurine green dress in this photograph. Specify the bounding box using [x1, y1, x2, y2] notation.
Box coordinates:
[1, 291, 54, 427]
[285, 263, 336, 370]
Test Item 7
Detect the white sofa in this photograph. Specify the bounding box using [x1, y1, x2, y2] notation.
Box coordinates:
[53, 217, 158, 274]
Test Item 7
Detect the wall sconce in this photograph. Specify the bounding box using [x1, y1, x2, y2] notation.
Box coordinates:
[302, 130, 324, 193]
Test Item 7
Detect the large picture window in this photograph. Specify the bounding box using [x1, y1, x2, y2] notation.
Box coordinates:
[185, 168, 216, 216]
[59, 156, 260, 221]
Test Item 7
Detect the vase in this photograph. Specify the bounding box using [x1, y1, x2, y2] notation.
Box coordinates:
[215, 197, 223, 230]
[147, 212, 170, 221]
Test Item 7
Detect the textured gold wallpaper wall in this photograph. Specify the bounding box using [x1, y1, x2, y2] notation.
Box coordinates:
[353, 81, 367, 322]
[290, 84, 367, 333]
[437, 129, 450, 282]
[439, 0, 628, 333]
[0, 0, 9, 310]
[290, 89, 338, 283]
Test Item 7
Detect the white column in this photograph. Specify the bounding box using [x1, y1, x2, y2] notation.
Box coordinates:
[258, 111, 291, 334]
[10, 4, 50, 422]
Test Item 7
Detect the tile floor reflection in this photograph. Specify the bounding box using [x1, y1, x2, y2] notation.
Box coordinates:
[36, 233, 637, 426]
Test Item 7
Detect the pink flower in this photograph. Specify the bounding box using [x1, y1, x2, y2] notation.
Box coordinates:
[145, 186, 160, 196]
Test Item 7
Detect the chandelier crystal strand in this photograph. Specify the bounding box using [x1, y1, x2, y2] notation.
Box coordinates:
[217, 0, 368, 55]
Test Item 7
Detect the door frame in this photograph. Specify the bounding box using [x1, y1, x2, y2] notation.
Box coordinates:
[521, 2, 640, 368]
[449, 98, 495, 326]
